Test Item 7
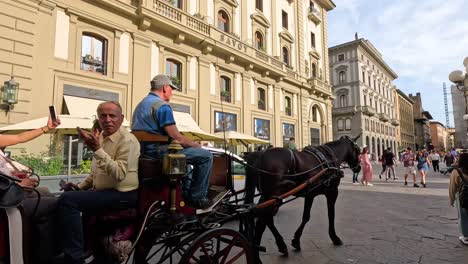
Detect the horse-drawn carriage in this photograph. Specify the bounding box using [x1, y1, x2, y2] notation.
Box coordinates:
[0, 132, 361, 264]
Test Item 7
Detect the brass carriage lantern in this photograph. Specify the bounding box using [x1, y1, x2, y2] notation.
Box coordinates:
[2, 77, 19, 111]
[162, 140, 187, 212]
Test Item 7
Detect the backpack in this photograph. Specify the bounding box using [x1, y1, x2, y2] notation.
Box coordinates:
[456, 169, 468, 209]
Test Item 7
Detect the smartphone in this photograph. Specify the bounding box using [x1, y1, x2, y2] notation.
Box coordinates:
[49, 105, 57, 122]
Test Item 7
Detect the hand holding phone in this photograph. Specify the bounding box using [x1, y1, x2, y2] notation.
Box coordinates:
[49, 105, 57, 123]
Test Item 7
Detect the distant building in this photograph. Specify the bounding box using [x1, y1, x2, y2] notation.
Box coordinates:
[429, 121, 448, 151]
[329, 38, 399, 159]
[409, 93, 432, 150]
[451, 86, 468, 148]
[448, 127, 456, 149]
[395, 89, 415, 150]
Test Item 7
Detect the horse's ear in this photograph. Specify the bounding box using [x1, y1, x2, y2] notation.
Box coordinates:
[353, 133, 361, 142]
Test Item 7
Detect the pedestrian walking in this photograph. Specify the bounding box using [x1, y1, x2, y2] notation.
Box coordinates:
[445, 152, 455, 168]
[378, 149, 387, 180]
[429, 150, 441, 172]
[352, 152, 361, 184]
[416, 150, 431, 188]
[402, 147, 418, 187]
[449, 153, 468, 245]
[359, 147, 373, 186]
[382, 147, 397, 180]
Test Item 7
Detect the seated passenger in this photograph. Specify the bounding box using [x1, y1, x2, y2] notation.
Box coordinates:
[57, 101, 139, 264]
[132, 75, 213, 209]
[0, 114, 61, 264]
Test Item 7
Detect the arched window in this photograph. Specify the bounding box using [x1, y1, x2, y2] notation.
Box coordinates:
[312, 105, 319, 122]
[339, 94, 347, 107]
[282, 46, 290, 66]
[81, 33, 108, 75]
[165, 59, 182, 90]
[312, 63, 317, 78]
[345, 118, 351, 130]
[173, 0, 183, 9]
[338, 71, 345, 84]
[255, 31, 264, 51]
[256, 0, 263, 11]
[285, 96, 292, 116]
[220, 76, 231, 103]
[337, 119, 344, 131]
[217, 10, 230, 32]
[257, 88, 266, 110]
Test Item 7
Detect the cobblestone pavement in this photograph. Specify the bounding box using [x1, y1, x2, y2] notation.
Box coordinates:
[252, 163, 468, 264]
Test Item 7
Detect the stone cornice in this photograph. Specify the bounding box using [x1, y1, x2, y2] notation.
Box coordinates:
[250, 12, 271, 28]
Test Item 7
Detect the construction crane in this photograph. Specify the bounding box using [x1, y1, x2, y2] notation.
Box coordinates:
[443, 82, 451, 128]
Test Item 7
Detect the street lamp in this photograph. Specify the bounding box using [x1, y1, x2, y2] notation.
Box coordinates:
[1, 77, 19, 111]
[448, 57, 468, 147]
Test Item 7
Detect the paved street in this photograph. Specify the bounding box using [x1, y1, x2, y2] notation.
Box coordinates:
[250, 163, 468, 264]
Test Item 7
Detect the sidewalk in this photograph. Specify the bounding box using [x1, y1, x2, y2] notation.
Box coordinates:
[251, 164, 468, 264]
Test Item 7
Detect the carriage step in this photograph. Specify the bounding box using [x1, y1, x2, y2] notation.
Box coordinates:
[196, 190, 231, 215]
[204, 222, 222, 229]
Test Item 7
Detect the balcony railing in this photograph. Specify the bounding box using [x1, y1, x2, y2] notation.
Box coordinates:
[391, 118, 400, 126]
[308, 6, 321, 24]
[144, 0, 296, 77]
[379, 113, 390, 122]
[333, 106, 357, 116]
[361, 106, 376, 116]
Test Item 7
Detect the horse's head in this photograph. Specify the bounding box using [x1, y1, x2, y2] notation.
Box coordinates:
[339, 134, 361, 173]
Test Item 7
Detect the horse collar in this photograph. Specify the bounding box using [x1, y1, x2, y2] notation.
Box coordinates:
[288, 149, 297, 174]
[304, 146, 333, 169]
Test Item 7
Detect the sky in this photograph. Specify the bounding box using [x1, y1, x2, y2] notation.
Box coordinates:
[327, 0, 468, 127]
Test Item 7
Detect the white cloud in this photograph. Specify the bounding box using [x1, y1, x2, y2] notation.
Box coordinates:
[328, 0, 468, 126]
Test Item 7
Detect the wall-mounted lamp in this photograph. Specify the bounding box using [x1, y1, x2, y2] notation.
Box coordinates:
[1, 77, 19, 111]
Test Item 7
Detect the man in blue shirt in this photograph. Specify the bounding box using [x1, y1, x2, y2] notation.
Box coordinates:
[132, 75, 213, 209]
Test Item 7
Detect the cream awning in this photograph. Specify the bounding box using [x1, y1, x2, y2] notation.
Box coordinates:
[214, 131, 269, 145]
[0, 115, 95, 134]
[173, 112, 222, 141]
[63, 95, 129, 126]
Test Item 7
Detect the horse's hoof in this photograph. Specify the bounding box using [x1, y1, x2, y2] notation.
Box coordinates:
[332, 238, 343, 246]
[276, 241, 289, 256]
[291, 238, 301, 251]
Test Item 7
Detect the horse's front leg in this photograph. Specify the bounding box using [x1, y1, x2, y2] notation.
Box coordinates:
[292, 195, 314, 251]
[326, 188, 343, 245]
[263, 210, 288, 256]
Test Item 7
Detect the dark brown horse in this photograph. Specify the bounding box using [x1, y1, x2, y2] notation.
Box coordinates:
[244, 135, 361, 261]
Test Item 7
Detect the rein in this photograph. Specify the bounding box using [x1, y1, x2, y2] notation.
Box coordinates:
[234, 153, 335, 178]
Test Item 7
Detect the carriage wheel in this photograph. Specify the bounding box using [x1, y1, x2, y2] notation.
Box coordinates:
[180, 228, 254, 264]
[133, 214, 203, 264]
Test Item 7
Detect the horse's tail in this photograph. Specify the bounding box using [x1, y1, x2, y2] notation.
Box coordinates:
[243, 151, 262, 204]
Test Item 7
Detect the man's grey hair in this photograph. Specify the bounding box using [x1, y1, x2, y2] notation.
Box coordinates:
[97, 101, 123, 115]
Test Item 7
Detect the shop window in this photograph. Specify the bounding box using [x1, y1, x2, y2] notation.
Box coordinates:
[81, 33, 107, 75]
[165, 59, 182, 91]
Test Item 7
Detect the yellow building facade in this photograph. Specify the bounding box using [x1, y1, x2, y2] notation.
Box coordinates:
[0, 0, 335, 155]
[395, 89, 415, 150]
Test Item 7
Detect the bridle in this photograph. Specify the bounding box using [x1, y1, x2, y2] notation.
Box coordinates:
[340, 135, 361, 171]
